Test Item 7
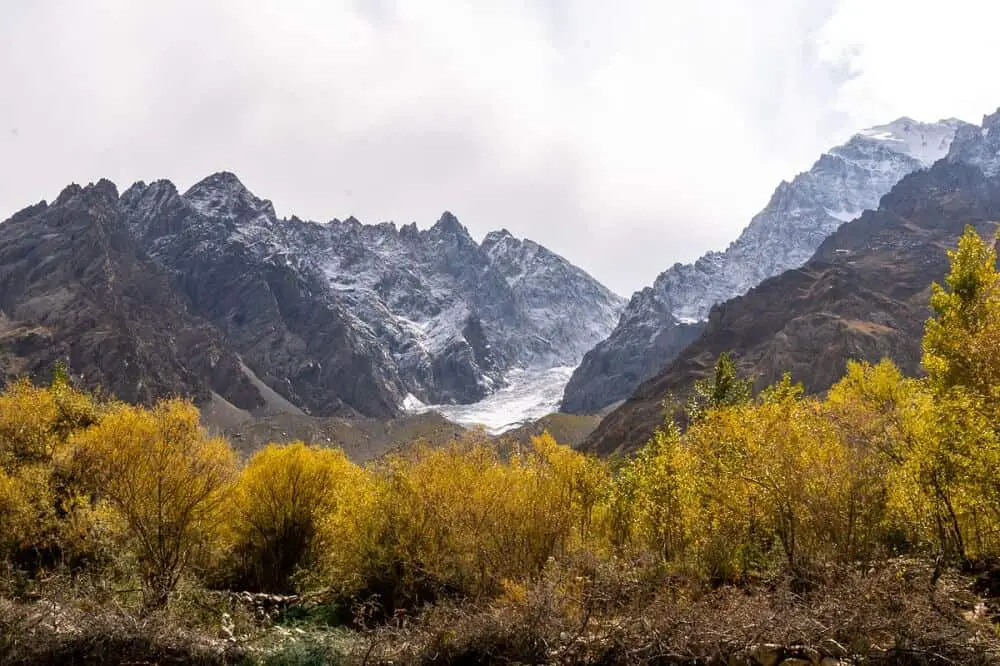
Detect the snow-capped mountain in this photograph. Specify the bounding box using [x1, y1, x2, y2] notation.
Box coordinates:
[562, 116, 974, 414]
[120, 172, 624, 418]
[947, 109, 1000, 176]
[584, 107, 1000, 456]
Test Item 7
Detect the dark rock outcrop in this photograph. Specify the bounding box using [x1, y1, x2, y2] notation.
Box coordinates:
[0, 180, 263, 409]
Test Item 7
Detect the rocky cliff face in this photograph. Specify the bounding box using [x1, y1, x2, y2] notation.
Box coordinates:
[0, 181, 264, 409]
[0, 172, 623, 417]
[582, 111, 1000, 456]
[122, 174, 623, 415]
[562, 117, 972, 414]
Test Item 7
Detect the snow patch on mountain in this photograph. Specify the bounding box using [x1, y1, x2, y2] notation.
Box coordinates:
[858, 117, 966, 167]
[124, 175, 624, 415]
[410, 365, 576, 434]
[649, 116, 972, 324]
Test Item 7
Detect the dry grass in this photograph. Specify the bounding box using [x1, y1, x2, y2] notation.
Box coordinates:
[4, 557, 1000, 665]
[0, 597, 242, 665]
[350, 557, 1000, 665]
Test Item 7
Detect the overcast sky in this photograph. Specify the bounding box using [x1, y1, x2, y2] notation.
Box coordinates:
[2, 0, 1000, 295]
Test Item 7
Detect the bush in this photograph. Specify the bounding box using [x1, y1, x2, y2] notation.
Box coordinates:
[226, 442, 366, 593]
[71, 399, 237, 608]
[0, 376, 111, 571]
[311, 433, 609, 609]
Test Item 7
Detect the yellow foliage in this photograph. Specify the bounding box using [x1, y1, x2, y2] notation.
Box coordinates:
[312, 432, 607, 605]
[228, 441, 366, 592]
[0, 377, 106, 565]
[923, 225, 1000, 408]
[72, 398, 237, 607]
[618, 372, 897, 580]
[891, 225, 1000, 561]
[0, 376, 100, 470]
[609, 422, 699, 565]
[0, 465, 49, 554]
[311, 457, 386, 599]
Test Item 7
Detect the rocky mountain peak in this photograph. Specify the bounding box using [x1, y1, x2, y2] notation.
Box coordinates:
[398, 221, 420, 240]
[430, 211, 471, 237]
[121, 179, 180, 211]
[182, 171, 276, 221]
[481, 228, 516, 252]
[947, 107, 1000, 176]
[562, 115, 974, 415]
[91, 179, 120, 201]
[53, 180, 120, 211]
[854, 116, 970, 167]
[54, 183, 84, 206]
[110, 173, 626, 417]
[0, 179, 265, 411]
[583, 133, 1000, 456]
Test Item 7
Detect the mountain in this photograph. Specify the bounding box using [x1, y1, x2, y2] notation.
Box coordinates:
[582, 110, 1000, 457]
[0, 180, 264, 409]
[0, 173, 623, 418]
[562, 117, 973, 414]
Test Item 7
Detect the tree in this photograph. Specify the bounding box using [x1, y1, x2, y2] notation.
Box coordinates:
[610, 420, 697, 564]
[900, 225, 1000, 561]
[923, 224, 1000, 407]
[73, 399, 236, 608]
[229, 442, 363, 593]
[0, 377, 104, 567]
[686, 352, 752, 422]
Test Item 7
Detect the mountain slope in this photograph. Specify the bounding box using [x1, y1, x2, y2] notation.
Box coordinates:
[582, 111, 1000, 456]
[0, 180, 264, 409]
[0, 174, 623, 419]
[562, 117, 972, 414]
[121, 175, 406, 417]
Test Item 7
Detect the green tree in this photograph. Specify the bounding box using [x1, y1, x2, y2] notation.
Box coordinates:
[686, 351, 753, 421]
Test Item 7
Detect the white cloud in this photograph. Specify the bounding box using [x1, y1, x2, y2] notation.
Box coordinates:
[1, 0, 997, 295]
[815, 0, 1000, 127]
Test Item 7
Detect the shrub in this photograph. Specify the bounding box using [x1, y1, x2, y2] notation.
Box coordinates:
[227, 442, 366, 593]
[72, 399, 237, 608]
[0, 376, 109, 570]
[311, 433, 608, 609]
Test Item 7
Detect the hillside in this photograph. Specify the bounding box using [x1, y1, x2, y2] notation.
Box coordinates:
[563, 117, 971, 414]
[583, 111, 1000, 456]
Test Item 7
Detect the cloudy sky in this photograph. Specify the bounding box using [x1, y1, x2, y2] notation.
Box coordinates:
[2, 0, 999, 295]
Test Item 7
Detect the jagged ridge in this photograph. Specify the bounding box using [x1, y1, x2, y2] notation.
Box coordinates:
[582, 109, 1000, 456]
[562, 116, 972, 414]
[0, 172, 624, 419]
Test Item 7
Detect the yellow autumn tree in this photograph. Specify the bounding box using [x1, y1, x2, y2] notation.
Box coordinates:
[0, 374, 107, 567]
[227, 442, 366, 593]
[72, 399, 236, 608]
[822, 360, 914, 557]
[608, 420, 699, 565]
[896, 225, 1000, 561]
[621, 373, 896, 581]
[923, 225, 1000, 406]
[310, 432, 605, 607]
